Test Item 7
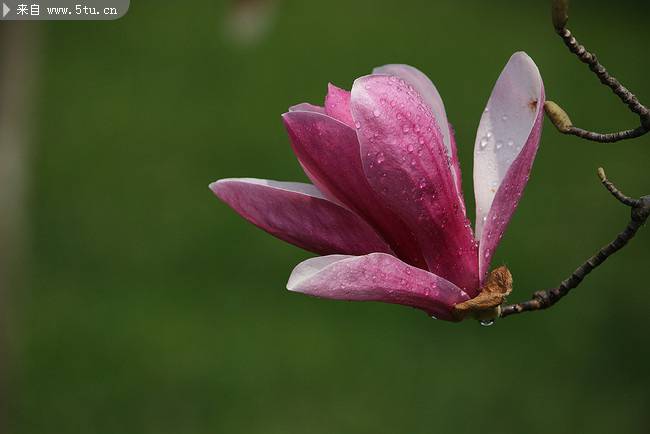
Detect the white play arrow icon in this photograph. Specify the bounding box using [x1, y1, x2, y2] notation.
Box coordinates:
[2, 3, 10, 18]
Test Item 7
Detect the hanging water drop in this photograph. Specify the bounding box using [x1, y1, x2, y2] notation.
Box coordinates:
[479, 319, 495, 327]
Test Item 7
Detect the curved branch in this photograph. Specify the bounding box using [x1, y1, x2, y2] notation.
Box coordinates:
[501, 169, 649, 318]
[546, 0, 650, 142]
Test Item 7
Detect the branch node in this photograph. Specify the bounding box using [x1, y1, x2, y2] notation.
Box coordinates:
[632, 196, 650, 223]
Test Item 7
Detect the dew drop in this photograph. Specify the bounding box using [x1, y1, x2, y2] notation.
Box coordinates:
[479, 319, 495, 327]
[479, 137, 489, 149]
[430, 315, 438, 320]
[355, 121, 361, 129]
[507, 139, 514, 147]
[403, 126, 410, 134]
[407, 144, 414, 152]
[495, 140, 504, 149]
[373, 109, 381, 117]
[501, 115, 508, 121]
[376, 152, 385, 164]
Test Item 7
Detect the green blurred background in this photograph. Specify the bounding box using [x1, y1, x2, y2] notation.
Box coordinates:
[3, 0, 650, 432]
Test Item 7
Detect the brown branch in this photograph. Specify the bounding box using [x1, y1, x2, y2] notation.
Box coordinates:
[545, 0, 650, 142]
[501, 169, 650, 318]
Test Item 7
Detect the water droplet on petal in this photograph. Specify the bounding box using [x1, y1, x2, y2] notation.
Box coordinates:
[479, 137, 489, 150]
[373, 109, 381, 117]
[501, 115, 508, 121]
[376, 152, 385, 164]
[430, 315, 438, 320]
[496, 140, 504, 149]
[355, 121, 361, 129]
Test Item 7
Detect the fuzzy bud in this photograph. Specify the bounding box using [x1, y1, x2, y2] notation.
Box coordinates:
[544, 101, 573, 133]
[552, 0, 569, 31]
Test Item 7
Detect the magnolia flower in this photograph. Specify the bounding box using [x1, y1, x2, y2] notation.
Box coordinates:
[210, 52, 544, 321]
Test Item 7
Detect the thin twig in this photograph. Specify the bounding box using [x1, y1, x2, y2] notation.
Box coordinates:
[565, 125, 647, 143]
[545, 1, 650, 141]
[501, 169, 650, 318]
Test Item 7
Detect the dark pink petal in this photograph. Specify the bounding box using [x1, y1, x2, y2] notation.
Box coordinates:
[473, 52, 545, 280]
[324, 83, 355, 128]
[210, 178, 392, 256]
[283, 111, 427, 269]
[287, 253, 470, 320]
[372, 64, 463, 201]
[289, 103, 325, 113]
[350, 75, 479, 294]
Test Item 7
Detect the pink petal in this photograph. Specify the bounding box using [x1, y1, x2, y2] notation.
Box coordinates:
[447, 122, 466, 216]
[372, 64, 463, 200]
[472, 52, 545, 280]
[289, 103, 325, 113]
[283, 111, 427, 269]
[210, 178, 392, 256]
[287, 253, 470, 320]
[350, 75, 479, 294]
[324, 83, 355, 128]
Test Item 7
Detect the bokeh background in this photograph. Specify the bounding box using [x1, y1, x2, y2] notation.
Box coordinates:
[2, 0, 650, 432]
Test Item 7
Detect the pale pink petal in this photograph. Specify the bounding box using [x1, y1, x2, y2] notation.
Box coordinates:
[448, 122, 466, 216]
[350, 75, 479, 294]
[372, 64, 463, 199]
[324, 83, 355, 128]
[287, 253, 470, 320]
[210, 178, 392, 256]
[289, 103, 325, 113]
[472, 52, 545, 280]
[283, 111, 427, 269]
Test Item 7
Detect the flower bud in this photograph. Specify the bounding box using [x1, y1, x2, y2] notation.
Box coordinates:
[552, 0, 569, 31]
[544, 101, 573, 133]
